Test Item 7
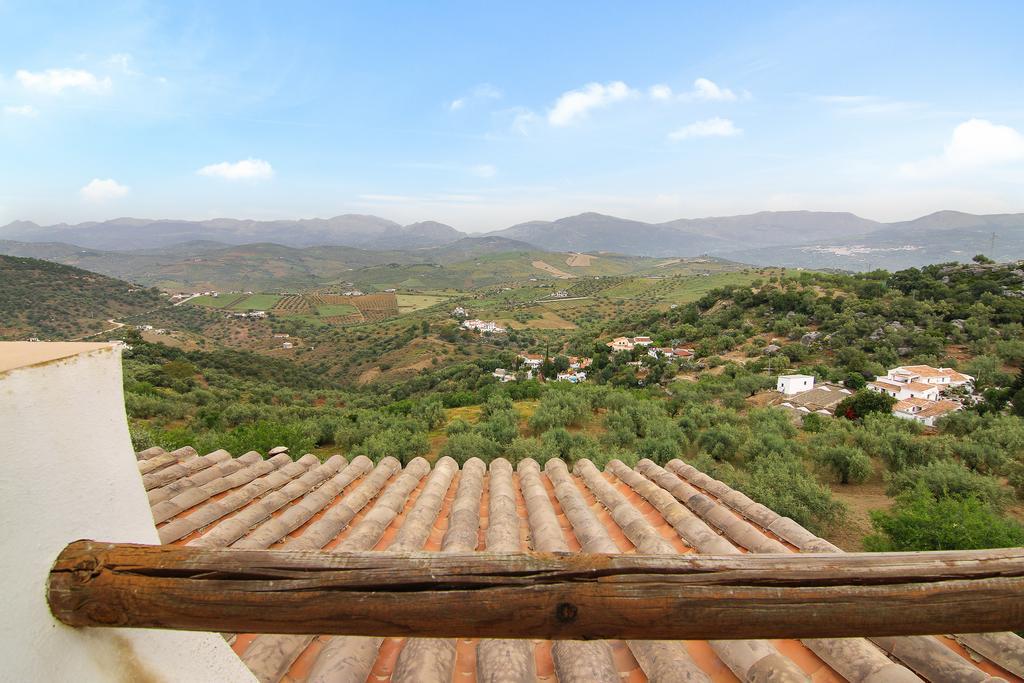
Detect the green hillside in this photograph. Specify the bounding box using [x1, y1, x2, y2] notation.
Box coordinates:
[0, 255, 164, 340]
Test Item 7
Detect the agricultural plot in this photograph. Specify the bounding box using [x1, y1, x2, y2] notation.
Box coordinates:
[188, 295, 238, 308]
[272, 294, 312, 315]
[316, 303, 358, 316]
[396, 294, 451, 312]
[232, 294, 281, 310]
[493, 309, 577, 330]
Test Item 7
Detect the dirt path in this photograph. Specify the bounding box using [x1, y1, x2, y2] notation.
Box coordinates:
[565, 253, 595, 267]
[828, 481, 892, 551]
[531, 260, 575, 279]
[71, 319, 126, 341]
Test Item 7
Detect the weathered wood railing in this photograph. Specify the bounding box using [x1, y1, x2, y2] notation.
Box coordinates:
[48, 541, 1024, 640]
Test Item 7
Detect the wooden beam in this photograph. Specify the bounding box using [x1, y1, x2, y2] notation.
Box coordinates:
[48, 541, 1024, 640]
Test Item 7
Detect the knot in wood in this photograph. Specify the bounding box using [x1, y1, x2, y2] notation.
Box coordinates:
[73, 557, 101, 583]
[555, 602, 578, 623]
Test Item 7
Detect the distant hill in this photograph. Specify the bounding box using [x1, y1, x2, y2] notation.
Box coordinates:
[4, 209, 1024, 271]
[488, 212, 738, 256]
[0, 215, 465, 251]
[0, 255, 164, 340]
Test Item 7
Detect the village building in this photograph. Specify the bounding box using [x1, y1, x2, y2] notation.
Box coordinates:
[893, 397, 963, 427]
[568, 355, 592, 369]
[777, 374, 815, 395]
[648, 347, 696, 361]
[883, 365, 974, 389]
[552, 289, 569, 298]
[556, 370, 587, 383]
[281, 342, 293, 349]
[491, 368, 515, 382]
[607, 336, 654, 352]
[518, 353, 545, 369]
[867, 378, 940, 401]
[768, 381, 853, 418]
[451, 306, 468, 318]
[461, 319, 506, 334]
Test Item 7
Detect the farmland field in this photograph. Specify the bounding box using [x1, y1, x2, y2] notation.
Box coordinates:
[494, 310, 577, 330]
[315, 303, 358, 316]
[232, 294, 282, 310]
[396, 294, 451, 312]
[188, 294, 240, 308]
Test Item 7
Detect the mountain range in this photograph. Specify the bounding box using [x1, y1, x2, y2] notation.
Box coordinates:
[3, 210, 1023, 271]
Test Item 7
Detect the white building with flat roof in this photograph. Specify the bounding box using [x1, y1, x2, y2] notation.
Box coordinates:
[777, 374, 815, 395]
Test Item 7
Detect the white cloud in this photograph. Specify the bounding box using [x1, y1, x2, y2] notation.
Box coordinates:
[510, 108, 540, 135]
[900, 119, 1024, 178]
[649, 78, 746, 103]
[817, 94, 920, 115]
[548, 81, 637, 126]
[649, 84, 673, 101]
[3, 104, 37, 117]
[80, 178, 129, 202]
[449, 83, 502, 111]
[686, 78, 738, 102]
[471, 164, 497, 178]
[669, 117, 742, 141]
[197, 158, 274, 180]
[16, 68, 111, 94]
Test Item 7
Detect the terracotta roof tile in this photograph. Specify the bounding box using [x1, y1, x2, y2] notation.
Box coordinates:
[141, 447, 1024, 683]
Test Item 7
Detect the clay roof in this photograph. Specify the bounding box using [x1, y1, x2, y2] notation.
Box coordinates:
[136, 446, 1024, 683]
[870, 379, 935, 393]
[896, 365, 949, 378]
[770, 383, 851, 412]
[894, 397, 933, 412]
[916, 399, 963, 418]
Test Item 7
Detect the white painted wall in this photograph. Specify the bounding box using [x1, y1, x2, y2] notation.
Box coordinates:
[0, 343, 255, 683]
[777, 375, 814, 395]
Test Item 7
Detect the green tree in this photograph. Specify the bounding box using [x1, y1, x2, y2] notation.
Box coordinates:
[865, 483, 1024, 551]
[834, 390, 896, 420]
[817, 445, 872, 484]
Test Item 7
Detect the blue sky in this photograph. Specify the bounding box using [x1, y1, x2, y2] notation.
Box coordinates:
[1, 1, 1023, 230]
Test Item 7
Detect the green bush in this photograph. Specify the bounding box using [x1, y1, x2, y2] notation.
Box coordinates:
[886, 460, 1009, 509]
[742, 454, 846, 534]
[835, 390, 896, 420]
[440, 432, 502, 465]
[817, 445, 872, 484]
[865, 483, 1024, 551]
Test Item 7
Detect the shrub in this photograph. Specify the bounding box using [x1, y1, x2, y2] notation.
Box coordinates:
[886, 460, 1009, 509]
[835, 390, 896, 420]
[361, 427, 429, 465]
[504, 437, 556, 467]
[445, 417, 473, 436]
[742, 454, 846, 534]
[440, 432, 502, 465]
[817, 445, 872, 484]
[865, 483, 1024, 551]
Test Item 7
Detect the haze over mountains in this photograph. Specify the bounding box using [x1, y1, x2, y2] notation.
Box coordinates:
[2, 209, 1023, 272]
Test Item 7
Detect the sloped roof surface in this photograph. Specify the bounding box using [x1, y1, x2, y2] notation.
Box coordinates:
[136, 446, 1024, 683]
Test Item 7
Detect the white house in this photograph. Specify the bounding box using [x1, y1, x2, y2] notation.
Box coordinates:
[648, 347, 696, 361]
[492, 368, 515, 382]
[893, 397, 962, 427]
[461, 319, 506, 334]
[452, 306, 468, 318]
[885, 365, 974, 389]
[867, 378, 940, 401]
[607, 336, 654, 352]
[556, 371, 587, 383]
[777, 374, 815, 395]
[518, 353, 545, 369]
[282, 342, 293, 349]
